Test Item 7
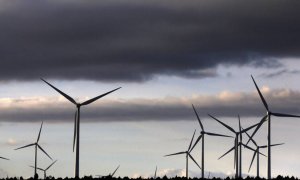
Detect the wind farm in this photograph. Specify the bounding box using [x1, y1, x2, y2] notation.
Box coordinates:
[0, 75, 299, 179]
[208, 114, 262, 178]
[0, 76, 299, 180]
[1, 0, 300, 179]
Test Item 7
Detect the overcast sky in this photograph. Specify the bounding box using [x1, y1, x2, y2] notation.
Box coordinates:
[1, 0, 300, 179]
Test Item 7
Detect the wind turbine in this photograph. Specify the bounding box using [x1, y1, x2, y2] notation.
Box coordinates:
[218, 139, 263, 179]
[30, 160, 57, 179]
[41, 78, 121, 177]
[191, 104, 233, 179]
[15, 122, 52, 178]
[95, 165, 120, 178]
[164, 130, 201, 179]
[250, 75, 300, 179]
[208, 114, 259, 178]
[154, 166, 157, 179]
[244, 130, 284, 178]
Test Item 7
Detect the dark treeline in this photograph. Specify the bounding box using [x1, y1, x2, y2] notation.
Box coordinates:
[0, 175, 298, 180]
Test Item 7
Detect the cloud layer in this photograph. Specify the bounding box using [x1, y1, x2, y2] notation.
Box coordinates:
[1, 88, 300, 122]
[1, 0, 300, 82]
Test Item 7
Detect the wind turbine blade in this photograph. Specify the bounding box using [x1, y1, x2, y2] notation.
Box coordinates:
[270, 143, 285, 147]
[218, 146, 235, 160]
[243, 127, 257, 147]
[242, 143, 266, 157]
[73, 110, 77, 152]
[41, 78, 77, 105]
[260, 143, 284, 148]
[190, 135, 202, 153]
[111, 165, 120, 177]
[188, 129, 196, 151]
[37, 144, 52, 160]
[240, 122, 260, 134]
[241, 143, 256, 152]
[238, 115, 242, 133]
[251, 75, 269, 111]
[238, 115, 243, 143]
[14, 143, 35, 150]
[188, 154, 201, 169]
[37, 121, 43, 143]
[81, 87, 121, 106]
[208, 114, 236, 133]
[248, 151, 257, 173]
[164, 151, 186, 157]
[46, 160, 57, 170]
[272, 112, 300, 118]
[29, 165, 44, 171]
[192, 104, 204, 131]
[246, 115, 267, 145]
[0, 157, 9, 160]
[259, 152, 267, 157]
[204, 132, 233, 138]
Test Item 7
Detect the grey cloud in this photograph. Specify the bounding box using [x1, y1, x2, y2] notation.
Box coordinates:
[261, 69, 300, 78]
[1, 88, 300, 122]
[1, 0, 299, 82]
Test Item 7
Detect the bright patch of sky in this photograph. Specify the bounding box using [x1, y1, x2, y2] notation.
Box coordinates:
[1, 116, 300, 178]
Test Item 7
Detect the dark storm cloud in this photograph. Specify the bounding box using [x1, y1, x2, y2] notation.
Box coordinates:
[0, 0, 299, 82]
[1, 88, 300, 122]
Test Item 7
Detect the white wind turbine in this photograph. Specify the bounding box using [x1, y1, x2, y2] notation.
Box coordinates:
[244, 130, 284, 178]
[208, 114, 259, 178]
[15, 122, 52, 178]
[191, 105, 233, 179]
[41, 78, 121, 177]
[30, 160, 57, 179]
[164, 130, 201, 179]
[249, 75, 300, 179]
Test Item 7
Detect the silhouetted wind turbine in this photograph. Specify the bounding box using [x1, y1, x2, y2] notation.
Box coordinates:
[154, 166, 157, 179]
[30, 160, 57, 179]
[164, 130, 201, 179]
[15, 122, 52, 177]
[96, 165, 120, 178]
[41, 78, 121, 177]
[208, 114, 259, 178]
[218, 139, 262, 179]
[244, 130, 284, 178]
[250, 75, 300, 179]
[191, 105, 233, 179]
